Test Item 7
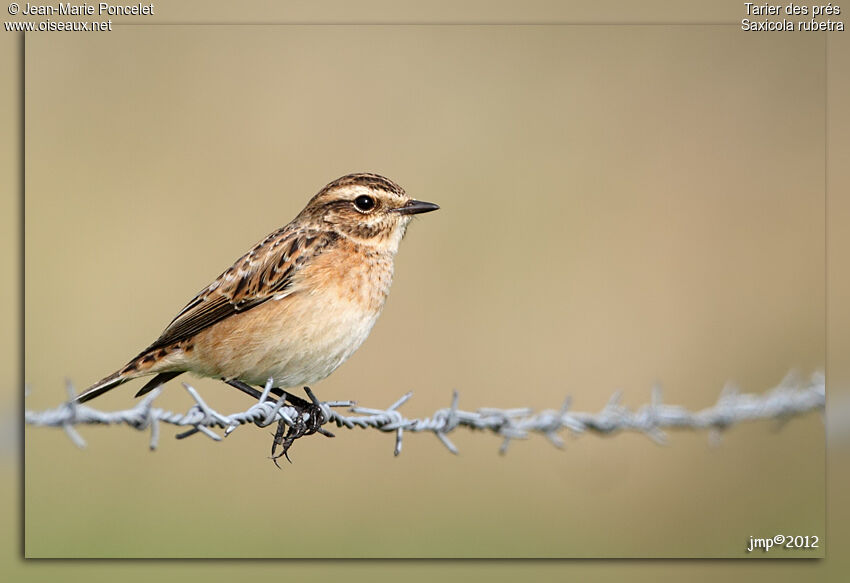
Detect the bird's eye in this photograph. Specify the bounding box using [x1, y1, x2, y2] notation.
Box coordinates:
[354, 195, 376, 212]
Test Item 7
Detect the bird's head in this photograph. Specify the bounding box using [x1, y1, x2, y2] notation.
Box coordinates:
[300, 173, 439, 252]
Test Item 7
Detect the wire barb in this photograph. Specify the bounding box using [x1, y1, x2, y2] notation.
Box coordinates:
[24, 373, 825, 461]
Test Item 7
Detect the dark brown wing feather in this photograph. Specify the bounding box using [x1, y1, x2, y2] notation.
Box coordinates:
[74, 227, 337, 404]
[144, 227, 334, 352]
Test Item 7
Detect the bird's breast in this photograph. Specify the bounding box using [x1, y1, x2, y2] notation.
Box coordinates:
[186, 244, 396, 388]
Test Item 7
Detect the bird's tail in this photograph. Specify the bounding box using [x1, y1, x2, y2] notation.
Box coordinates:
[75, 357, 184, 403]
[75, 369, 132, 403]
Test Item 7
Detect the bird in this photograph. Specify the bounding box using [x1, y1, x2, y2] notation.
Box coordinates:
[75, 173, 439, 414]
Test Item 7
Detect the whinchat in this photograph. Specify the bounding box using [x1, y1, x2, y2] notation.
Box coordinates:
[75, 173, 439, 407]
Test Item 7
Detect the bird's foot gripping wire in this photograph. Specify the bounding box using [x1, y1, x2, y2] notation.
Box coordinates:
[223, 379, 334, 466]
[269, 388, 334, 467]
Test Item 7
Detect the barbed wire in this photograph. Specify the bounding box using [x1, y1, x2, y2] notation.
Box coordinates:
[24, 372, 825, 461]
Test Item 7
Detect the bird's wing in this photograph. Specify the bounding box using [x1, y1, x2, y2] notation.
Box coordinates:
[145, 227, 336, 351]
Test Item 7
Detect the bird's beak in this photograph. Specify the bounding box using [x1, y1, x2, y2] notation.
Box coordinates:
[394, 199, 440, 215]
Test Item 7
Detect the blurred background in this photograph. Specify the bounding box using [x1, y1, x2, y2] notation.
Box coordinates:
[19, 23, 826, 559]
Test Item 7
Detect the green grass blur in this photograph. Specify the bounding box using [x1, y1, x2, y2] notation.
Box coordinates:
[20, 23, 824, 561]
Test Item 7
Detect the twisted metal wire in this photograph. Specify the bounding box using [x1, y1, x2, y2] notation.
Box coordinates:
[24, 372, 825, 457]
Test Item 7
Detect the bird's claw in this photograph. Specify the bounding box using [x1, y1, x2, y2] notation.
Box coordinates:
[268, 386, 329, 467]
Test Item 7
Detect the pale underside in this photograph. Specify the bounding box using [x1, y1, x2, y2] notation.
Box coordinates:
[147, 236, 395, 387]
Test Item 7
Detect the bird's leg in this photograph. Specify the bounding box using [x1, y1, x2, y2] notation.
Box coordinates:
[221, 379, 331, 465]
[223, 378, 287, 401]
[301, 387, 335, 438]
[282, 387, 328, 435]
[268, 386, 334, 466]
[222, 379, 294, 464]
